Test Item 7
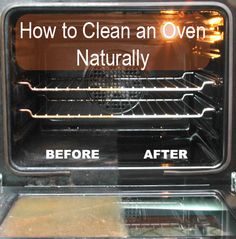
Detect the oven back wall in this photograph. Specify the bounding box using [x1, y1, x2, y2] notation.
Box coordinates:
[0, 0, 235, 187]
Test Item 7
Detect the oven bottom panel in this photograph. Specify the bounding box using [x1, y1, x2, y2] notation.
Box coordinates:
[12, 129, 219, 169]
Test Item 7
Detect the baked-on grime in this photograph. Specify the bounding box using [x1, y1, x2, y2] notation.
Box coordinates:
[0, 196, 128, 237]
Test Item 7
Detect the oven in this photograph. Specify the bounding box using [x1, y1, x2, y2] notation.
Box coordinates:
[0, 0, 236, 238]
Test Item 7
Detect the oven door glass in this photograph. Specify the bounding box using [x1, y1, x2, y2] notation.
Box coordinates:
[0, 190, 236, 238]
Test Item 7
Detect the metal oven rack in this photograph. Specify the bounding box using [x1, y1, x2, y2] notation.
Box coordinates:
[19, 94, 214, 119]
[18, 72, 218, 92]
[17, 72, 217, 119]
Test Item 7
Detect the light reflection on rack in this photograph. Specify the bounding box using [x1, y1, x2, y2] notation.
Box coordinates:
[19, 94, 215, 119]
[18, 72, 217, 92]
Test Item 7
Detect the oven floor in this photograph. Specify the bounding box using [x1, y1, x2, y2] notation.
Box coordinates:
[14, 132, 118, 167]
[12, 131, 218, 168]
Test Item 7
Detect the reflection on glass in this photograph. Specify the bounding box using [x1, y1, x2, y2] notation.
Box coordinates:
[0, 195, 235, 238]
[122, 196, 233, 237]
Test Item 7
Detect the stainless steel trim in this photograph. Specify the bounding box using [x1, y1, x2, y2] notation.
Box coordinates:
[0, 174, 2, 194]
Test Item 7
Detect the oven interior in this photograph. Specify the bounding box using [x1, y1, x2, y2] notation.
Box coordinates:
[6, 8, 227, 171]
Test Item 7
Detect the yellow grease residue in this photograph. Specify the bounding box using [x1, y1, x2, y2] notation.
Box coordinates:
[0, 196, 128, 238]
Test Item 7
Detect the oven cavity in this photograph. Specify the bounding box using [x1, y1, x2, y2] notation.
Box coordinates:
[6, 9, 226, 172]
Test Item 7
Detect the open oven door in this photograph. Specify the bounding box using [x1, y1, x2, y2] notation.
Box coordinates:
[1, 186, 236, 238]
